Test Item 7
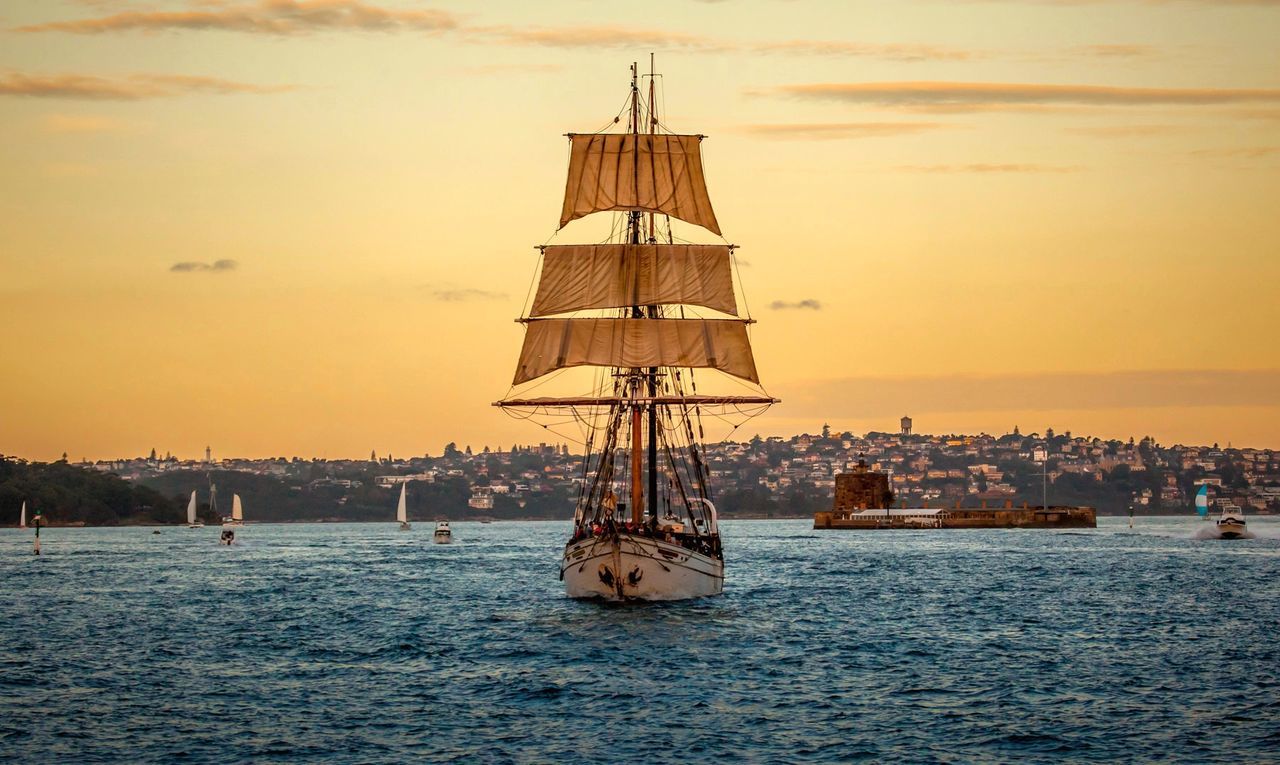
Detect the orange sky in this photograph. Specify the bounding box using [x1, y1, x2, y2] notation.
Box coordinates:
[2, 0, 1278, 460]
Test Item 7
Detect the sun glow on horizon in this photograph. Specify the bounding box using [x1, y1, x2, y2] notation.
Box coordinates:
[1, 0, 1278, 460]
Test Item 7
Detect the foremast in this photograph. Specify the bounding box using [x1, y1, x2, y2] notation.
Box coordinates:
[497, 60, 776, 535]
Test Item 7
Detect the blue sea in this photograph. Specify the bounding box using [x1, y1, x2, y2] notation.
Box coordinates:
[2, 518, 1278, 763]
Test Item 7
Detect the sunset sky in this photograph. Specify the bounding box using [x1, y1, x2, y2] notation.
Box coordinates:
[2, 0, 1278, 460]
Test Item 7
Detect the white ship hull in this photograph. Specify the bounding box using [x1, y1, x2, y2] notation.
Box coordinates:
[561, 533, 723, 601]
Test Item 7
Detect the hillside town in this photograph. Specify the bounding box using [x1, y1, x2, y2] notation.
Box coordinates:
[63, 418, 1280, 520]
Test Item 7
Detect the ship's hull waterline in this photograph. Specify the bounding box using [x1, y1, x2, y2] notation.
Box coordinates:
[561, 533, 724, 601]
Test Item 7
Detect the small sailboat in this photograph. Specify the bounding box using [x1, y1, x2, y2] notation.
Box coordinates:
[18, 501, 26, 529]
[396, 483, 411, 531]
[1216, 505, 1247, 539]
[186, 490, 204, 528]
[1195, 484, 1210, 520]
[220, 493, 243, 545]
[433, 521, 452, 544]
[222, 494, 245, 527]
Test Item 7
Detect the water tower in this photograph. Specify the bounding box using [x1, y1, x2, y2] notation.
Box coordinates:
[900, 415, 912, 436]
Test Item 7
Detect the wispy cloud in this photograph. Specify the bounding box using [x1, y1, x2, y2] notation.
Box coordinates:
[898, 163, 1083, 173]
[1, 72, 293, 100]
[461, 63, 564, 77]
[1231, 108, 1280, 121]
[471, 24, 729, 51]
[760, 81, 1280, 112]
[743, 122, 951, 140]
[786, 369, 1280, 418]
[750, 40, 983, 62]
[430, 288, 507, 302]
[1189, 145, 1280, 159]
[170, 259, 238, 273]
[1065, 124, 1182, 137]
[470, 25, 985, 62]
[15, 1, 458, 35]
[769, 299, 822, 310]
[40, 113, 138, 133]
[1068, 43, 1157, 58]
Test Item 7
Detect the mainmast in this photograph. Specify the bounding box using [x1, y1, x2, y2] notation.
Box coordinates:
[643, 56, 659, 525]
[627, 61, 644, 525]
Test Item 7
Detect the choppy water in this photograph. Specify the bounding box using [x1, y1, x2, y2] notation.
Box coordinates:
[2, 517, 1278, 763]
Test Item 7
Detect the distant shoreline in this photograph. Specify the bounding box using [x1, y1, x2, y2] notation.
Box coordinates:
[7, 513, 1263, 530]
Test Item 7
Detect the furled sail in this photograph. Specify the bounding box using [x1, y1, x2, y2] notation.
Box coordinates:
[187, 490, 197, 525]
[531, 244, 736, 317]
[560, 134, 721, 235]
[514, 318, 758, 385]
[232, 494, 243, 521]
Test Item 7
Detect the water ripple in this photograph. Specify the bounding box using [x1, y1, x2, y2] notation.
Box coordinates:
[0, 517, 1277, 763]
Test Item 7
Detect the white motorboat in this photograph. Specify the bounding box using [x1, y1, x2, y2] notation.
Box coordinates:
[433, 521, 452, 544]
[1216, 505, 1247, 539]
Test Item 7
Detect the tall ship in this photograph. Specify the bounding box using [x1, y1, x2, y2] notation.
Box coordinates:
[496, 59, 776, 601]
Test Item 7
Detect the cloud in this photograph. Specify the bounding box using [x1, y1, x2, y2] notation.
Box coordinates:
[170, 259, 238, 272]
[1189, 146, 1280, 158]
[470, 25, 985, 62]
[40, 113, 137, 133]
[1068, 44, 1157, 58]
[750, 40, 983, 62]
[742, 122, 952, 140]
[785, 369, 1280, 419]
[462, 63, 563, 76]
[1065, 124, 1182, 137]
[430, 288, 507, 302]
[472, 24, 729, 51]
[15, 1, 458, 35]
[769, 299, 822, 310]
[1, 72, 293, 100]
[898, 163, 1083, 173]
[760, 81, 1280, 112]
[1231, 108, 1280, 121]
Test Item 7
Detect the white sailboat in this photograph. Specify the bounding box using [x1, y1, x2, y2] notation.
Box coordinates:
[495, 59, 777, 601]
[18, 501, 26, 529]
[223, 494, 244, 526]
[396, 483, 411, 531]
[220, 493, 243, 545]
[186, 490, 203, 528]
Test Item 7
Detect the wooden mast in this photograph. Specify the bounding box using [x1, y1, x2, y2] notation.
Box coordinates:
[645, 53, 660, 525]
[628, 61, 644, 525]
